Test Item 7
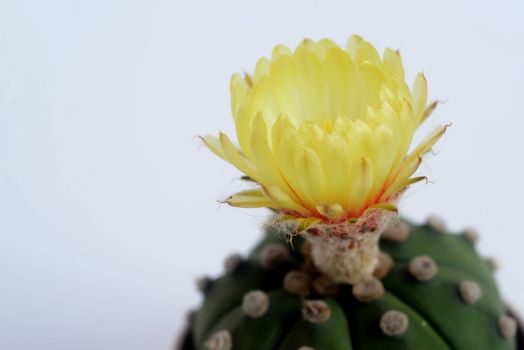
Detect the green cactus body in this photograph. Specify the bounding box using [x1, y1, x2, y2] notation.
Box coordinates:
[181, 219, 517, 350]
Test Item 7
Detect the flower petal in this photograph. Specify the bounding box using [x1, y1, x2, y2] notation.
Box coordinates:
[219, 132, 257, 178]
[201, 135, 226, 160]
[226, 188, 273, 208]
[262, 185, 309, 215]
[412, 73, 428, 123]
[383, 48, 405, 79]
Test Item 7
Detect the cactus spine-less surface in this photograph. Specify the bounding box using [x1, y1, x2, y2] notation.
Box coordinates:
[179, 218, 516, 350]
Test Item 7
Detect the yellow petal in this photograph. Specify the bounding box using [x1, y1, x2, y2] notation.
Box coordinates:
[262, 185, 309, 215]
[355, 40, 381, 66]
[292, 46, 325, 122]
[271, 114, 295, 150]
[383, 48, 404, 79]
[230, 73, 249, 118]
[318, 132, 351, 205]
[387, 125, 448, 193]
[370, 202, 398, 213]
[382, 176, 427, 199]
[316, 203, 344, 219]
[348, 157, 374, 211]
[421, 100, 439, 124]
[346, 35, 364, 58]
[324, 46, 356, 118]
[312, 38, 338, 60]
[357, 62, 385, 113]
[234, 108, 253, 157]
[254, 57, 270, 83]
[268, 55, 298, 118]
[249, 114, 277, 181]
[271, 44, 292, 61]
[250, 114, 300, 202]
[274, 126, 315, 206]
[201, 135, 226, 160]
[412, 73, 428, 123]
[226, 188, 273, 208]
[294, 147, 328, 203]
[409, 124, 449, 160]
[219, 133, 257, 178]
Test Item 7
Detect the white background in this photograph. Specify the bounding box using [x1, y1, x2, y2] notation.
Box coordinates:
[1, 0, 523, 349]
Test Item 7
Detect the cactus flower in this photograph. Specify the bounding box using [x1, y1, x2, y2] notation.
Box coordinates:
[184, 37, 517, 350]
[203, 35, 446, 231]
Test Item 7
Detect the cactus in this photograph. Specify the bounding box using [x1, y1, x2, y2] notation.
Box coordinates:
[179, 218, 517, 350]
[180, 36, 520, 349]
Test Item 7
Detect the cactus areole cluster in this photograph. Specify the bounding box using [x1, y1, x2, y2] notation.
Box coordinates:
[202, 35, 447, 284]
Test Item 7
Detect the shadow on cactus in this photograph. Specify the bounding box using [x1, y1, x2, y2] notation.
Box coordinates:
[180, 36, 520, 350]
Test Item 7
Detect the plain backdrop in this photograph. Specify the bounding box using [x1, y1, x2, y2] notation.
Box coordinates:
[1, 0, 524, 349]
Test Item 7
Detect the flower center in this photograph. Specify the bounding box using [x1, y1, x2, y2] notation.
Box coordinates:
[321, 119, 334, 133]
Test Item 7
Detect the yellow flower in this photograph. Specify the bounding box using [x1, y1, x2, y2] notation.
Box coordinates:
[202, 36, 446, 226]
